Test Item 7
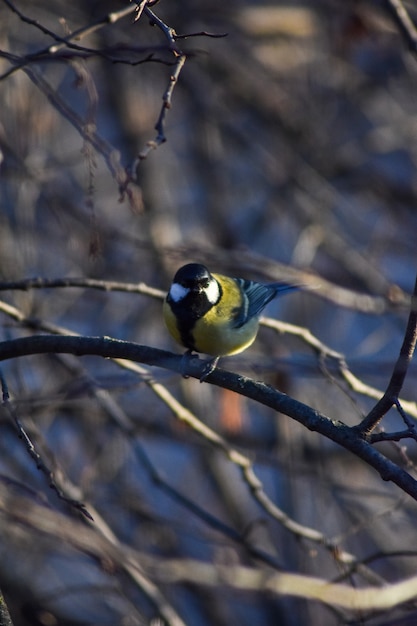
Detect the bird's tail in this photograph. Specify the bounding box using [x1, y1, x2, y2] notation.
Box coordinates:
[271, 282, 301, 297]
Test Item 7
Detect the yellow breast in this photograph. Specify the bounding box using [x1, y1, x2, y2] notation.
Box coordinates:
[163, 274, 260, 356]
[192, 310, 259, 356]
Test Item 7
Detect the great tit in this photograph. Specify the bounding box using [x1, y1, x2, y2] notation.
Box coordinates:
[163, 263, 299, 378]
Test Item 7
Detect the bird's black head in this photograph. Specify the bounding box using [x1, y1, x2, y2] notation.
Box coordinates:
[167, 263, 221, 321]
[173, 263, 212, 290]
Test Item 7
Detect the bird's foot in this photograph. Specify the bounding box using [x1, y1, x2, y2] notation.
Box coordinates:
[199, 356, 220, 383]
[181, 350, 198, 378]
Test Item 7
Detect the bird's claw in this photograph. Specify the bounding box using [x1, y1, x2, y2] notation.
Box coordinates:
[181, 350, 199, 378]
[199, 356, 220, 383]
[181, 352, 220, 382]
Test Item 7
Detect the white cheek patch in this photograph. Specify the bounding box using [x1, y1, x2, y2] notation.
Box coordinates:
[169, 282, 190, 302]
[205, 278, 220, 305]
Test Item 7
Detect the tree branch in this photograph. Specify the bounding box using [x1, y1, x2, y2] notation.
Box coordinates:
[356, 273, 417, 435]
[1, 480, 417, 612]
[0, 276, 164, 299]
[1, 335, 417, 500]
[0, 369, 93, 520]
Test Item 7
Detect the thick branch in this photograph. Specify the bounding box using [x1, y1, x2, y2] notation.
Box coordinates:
[1, 335, 417, 500]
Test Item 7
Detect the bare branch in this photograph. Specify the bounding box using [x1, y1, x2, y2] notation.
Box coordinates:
[0, 369, 93, 520]
[1, 335, 417, 502]
[132, 54, 186, 166]
[356, 273, 417, 435]
[1, 482, 417, 613]
[0, 276, 164, 299]
[262, 316, 417, 420]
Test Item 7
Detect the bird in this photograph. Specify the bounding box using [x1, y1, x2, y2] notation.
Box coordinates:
[163, 263, 300, 380]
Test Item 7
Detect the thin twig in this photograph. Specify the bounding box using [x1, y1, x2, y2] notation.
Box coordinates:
[133, 54, 186, 164]
[0, 482, 412, 612]
[3, 0, 137, 55]
[0, 1, 138, 80]
[262, 316, 417, 419]
[127, 6, 188, 176]
[1, 1, 209, 200]
[356, 273, 417, 435]
[0, 276, 165, 299]
[0, 369, 93, 520]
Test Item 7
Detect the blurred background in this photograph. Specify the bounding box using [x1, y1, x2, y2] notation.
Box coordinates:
[1, 0, 417, 624]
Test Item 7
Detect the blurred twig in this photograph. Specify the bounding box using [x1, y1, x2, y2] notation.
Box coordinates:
[0, 368, 93, 520]
[172, 247, 410, 313]
[385, 0, 417, 54]
[263, 316, 417, 419]
[0, 276, 165, 299]
[0, 267, 409, 312]
[0, 482, 415, 612]
[53, 352, 284, 570]
[0, 480, 186, 626]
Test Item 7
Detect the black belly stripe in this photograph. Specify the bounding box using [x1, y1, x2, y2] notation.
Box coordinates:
[178, 321, 197, 351]
[166, 300, 197, 350]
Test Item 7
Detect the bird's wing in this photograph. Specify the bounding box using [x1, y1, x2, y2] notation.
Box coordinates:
[232, 279, 298, 327]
